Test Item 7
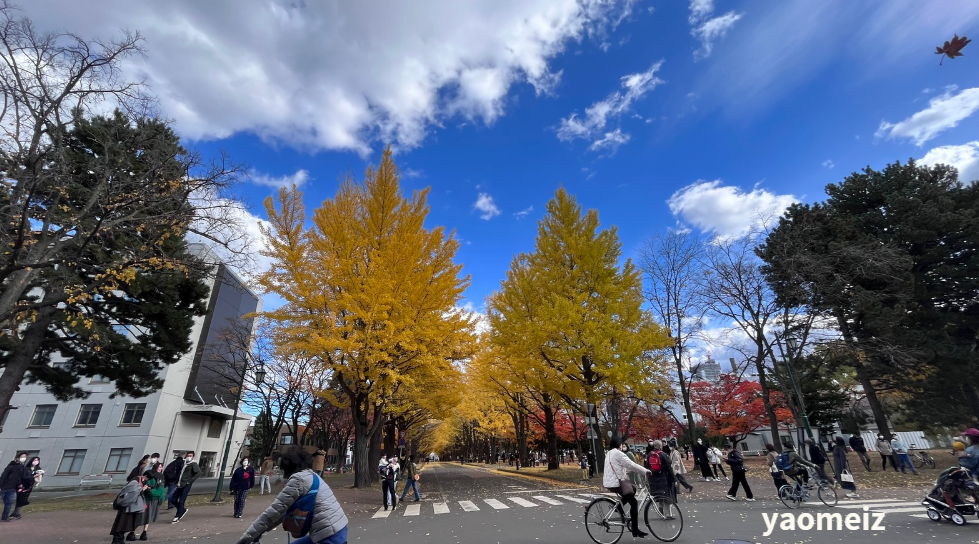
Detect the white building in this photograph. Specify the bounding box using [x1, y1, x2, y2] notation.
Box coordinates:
[0, 259, 260, 487]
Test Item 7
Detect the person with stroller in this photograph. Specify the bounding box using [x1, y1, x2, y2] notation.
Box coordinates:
[956, 427, 979, 483]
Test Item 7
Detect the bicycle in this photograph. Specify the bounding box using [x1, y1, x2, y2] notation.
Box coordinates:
[778, 467, 838, 509]
[909, 444, 936, 469]
[584, 479, 683, 543]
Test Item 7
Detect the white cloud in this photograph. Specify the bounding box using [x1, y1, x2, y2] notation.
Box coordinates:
[557, 60, 663, 150]
[822, 159, 834, 169]
[667, 180, 797, 239]
[402, 168, 424, 179]
[247, 169, 309, 189]
[513, 205, 534, 218]
[920, 141, 979, 183]
[588, 128, 630, 154]
[473, 192, 501, 220]
[23, 0, 637, 155]
[687, 0, 743, 61]
[876, 87, 979, 146]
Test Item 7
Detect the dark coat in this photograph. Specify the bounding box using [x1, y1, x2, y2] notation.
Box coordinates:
[725, 450, 747, 472]
[162, 458, 183, 486]
[808, 444, 827, 464]
[230, 466, 256, 492]
[0, 461, 30, 491]
[647, 451, 674, 497]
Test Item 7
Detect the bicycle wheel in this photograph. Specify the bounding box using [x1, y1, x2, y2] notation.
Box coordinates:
[585, 497, 625, 544]
[924, 455, 936, 469]
[911, 455, 924, 469]
[778, 485, 800, 509]
[817, 484, 837, 506]
[644, 496, 683, 542]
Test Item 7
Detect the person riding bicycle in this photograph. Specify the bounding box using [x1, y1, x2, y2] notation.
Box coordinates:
[776, 444, 817, 489]
[235, 447, 348, 544]
[604, 439, 652, 539]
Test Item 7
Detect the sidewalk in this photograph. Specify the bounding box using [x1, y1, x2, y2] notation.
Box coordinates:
[3, 472, 388, 544]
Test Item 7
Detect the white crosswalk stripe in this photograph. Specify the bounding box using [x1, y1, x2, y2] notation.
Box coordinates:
[484, 498, 510, 509]
[372, 508, 392, 519]
[403, 504, 421, 516]
[555, 494, 593, 504]
[433, 502, 450, 514]
[532, 496, 563, 505]
[458, 500, 480, 512]
[508, 497, 538, 507]
[837, 501, 922, 509]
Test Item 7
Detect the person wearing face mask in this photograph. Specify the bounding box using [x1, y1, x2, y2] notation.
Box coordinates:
[875, 434, 898, 471]
[171, 451, 201, 523]
[133, 462, 166, 541]
[604, 439, 652, 538]
[129, 454, 159, 483]
[692, 439, 713, 481]
[1, 453, 32, 521]
[230, 457, 257, 518]
[12, 456, 42, 520]
[162, 454, 184, 510]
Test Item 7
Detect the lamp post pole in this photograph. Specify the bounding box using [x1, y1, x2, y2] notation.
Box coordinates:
[781, 336, 815, 445]
[211, 363, 265, 502]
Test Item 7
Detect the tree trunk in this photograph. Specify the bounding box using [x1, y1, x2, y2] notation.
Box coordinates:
[754, 358, 783, 453]
[544, 405, 559, 470]
[0, 306, 54, 432]
[351, 399, 384, 488]
[836, 313, 891, 438]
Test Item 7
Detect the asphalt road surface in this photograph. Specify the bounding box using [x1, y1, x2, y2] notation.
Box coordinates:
[9, 462, 977, 544]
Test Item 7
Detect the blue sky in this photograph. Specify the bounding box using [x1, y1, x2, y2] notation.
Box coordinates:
[26, 1, 979, 350]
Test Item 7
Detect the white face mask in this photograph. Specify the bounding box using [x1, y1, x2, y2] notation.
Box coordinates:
[186, 457, 194, 462]
[18, 457, 26, 464]
[242, 461, 249, 466]
[150, 458, 158, 464]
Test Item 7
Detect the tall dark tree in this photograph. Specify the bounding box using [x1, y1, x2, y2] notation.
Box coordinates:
[759, 160, 979, 434]
[0, 111, 213, 416]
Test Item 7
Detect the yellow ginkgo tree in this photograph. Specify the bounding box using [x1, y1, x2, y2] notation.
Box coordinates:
[256, 147, 475, 487]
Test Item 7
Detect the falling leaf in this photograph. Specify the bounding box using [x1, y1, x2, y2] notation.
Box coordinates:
[936, 34, 971, 65]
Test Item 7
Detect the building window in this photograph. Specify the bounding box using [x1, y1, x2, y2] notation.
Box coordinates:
[280, 435, 294, 445]
[105, 448, 133, 473]
[29, 405, 58, 428]
[89, 375, 111, 384]
[120, 403, 146, 426]
[207, 418, 224, 438]
[74, 404, 102, 427]
[57, 449, 86, 475]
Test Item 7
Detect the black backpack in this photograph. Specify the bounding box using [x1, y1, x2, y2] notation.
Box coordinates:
[385, 464, 396, 481]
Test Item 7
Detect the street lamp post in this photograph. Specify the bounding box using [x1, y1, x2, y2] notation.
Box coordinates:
[212, 363, 265, 502]
[781, 336, 815, 445]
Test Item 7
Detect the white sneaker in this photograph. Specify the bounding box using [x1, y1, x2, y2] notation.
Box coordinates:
[714, 478, 721, 482]
[725, 477, 730, 481]
[725, 494, 737, 501]
[745, 498, 756, 502]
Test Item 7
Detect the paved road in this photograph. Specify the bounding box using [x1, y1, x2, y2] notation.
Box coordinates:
[5, 462, 975, 544]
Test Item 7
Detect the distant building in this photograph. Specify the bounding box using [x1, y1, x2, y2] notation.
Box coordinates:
[690, 356, 721, 382]
[0, 250, 259, 487]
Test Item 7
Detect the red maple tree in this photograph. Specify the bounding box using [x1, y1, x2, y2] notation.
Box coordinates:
[689, 374, 792, 447]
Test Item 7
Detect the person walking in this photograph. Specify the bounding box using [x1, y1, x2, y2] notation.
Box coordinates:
[134, 462, 165, 541]
[11, 456, 42, 520]
[683, 444, 690, 461]
[765, 444, 789, 492]
[128, 454, 157, 483]
[580, 455, 589, 481]
[1, 453, 30, 522]
[708, 445, 728, 481]
[258, 456, 274, 495]
[230, 457, 256, 519]
[604, 439, 652, 539]
[110, 476, 148, 544]
[171, 451, 201, 523]
[875, 434, 898, 471]
[832, 437, 860, 498]
[724, 449, 754, 501]
[235, 447, 348, 544]
[891, 435, 918, 475]
[311, 448, 326, 477]
[400, 455, 420, 502]
[805, 439, 834, 486]
[380, 457, 398, 510]
[587, 452, 596, 479]
[848, 433, 872, 471]
[692, 439, 713, 481]
[647, 441, 676, 503]
[667, 444, 694, 493]
[162, 455, 183, 510]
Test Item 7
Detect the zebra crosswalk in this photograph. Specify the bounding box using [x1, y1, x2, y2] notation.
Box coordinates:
[833, 498, 930, 517]
[370, 493, 601, 519]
